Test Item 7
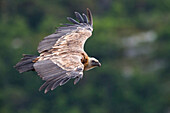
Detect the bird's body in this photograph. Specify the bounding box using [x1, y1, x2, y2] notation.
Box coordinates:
[14, 8, 101, 93]
[36, 28, 91, 71]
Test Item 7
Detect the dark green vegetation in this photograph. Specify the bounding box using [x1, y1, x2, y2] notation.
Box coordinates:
[0, 0, 170, 113]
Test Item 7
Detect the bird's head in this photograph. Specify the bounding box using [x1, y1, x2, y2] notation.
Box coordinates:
[84, 57, 101, 71]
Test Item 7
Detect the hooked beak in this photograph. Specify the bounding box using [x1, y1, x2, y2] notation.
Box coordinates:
[98, 62, 101, 67]
[91, 60, 101, 67]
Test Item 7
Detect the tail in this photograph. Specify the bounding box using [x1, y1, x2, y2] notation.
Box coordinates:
[14, 54, 38, 73]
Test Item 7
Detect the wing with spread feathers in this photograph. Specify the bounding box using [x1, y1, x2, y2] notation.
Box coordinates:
[33, 54, 84, 93]
[37, 8, 93, 53]
[34, 8, 93, 93]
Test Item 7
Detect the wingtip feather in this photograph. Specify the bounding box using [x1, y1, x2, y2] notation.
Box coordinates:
[82, 13, 88, 23]
[67, 17, 80, 24]
[86, 8, 93, 27]
[74, 12, 84, 23]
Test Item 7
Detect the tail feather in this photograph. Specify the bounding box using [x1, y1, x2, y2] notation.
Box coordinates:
[14, 54, 38, 73]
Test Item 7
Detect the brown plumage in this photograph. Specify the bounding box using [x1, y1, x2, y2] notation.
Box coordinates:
[14, 8, 101, 93]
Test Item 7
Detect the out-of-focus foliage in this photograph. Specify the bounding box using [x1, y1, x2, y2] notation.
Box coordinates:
[0, 0, 170, 113]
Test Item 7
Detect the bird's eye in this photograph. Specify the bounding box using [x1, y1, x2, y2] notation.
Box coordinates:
[92, 60, 96, 63]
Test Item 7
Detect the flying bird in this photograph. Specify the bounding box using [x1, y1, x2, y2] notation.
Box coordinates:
[14, 8, 101, 93]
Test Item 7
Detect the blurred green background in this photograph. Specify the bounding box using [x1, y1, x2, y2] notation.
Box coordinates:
[0, 0, 170, 113]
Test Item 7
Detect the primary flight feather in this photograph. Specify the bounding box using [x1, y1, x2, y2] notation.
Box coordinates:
[14, 8, 101, 93]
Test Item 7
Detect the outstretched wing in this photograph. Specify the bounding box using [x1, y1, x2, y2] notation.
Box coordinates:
[33, 54, 84, 93]
[37, 8, 93, 53]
